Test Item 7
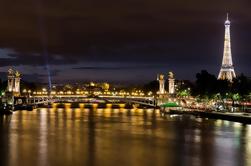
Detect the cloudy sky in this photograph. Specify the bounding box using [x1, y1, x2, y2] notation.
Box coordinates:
[0, 0, 250, 84]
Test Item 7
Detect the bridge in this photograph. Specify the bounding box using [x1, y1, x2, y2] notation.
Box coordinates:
[23, 95, 158, 107]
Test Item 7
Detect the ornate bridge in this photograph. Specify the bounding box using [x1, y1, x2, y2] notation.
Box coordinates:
[25, 95, 158, 107]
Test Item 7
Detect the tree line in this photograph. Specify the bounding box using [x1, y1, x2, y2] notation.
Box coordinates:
[142, 70, 251, 101]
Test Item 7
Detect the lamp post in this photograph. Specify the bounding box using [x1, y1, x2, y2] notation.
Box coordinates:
[23, 89, 27, 97]
[28, 90, 31, 97]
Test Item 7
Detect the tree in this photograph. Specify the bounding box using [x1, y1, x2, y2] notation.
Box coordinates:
[231, 74, 251, 98]
[194, 70, 219, 98]
[215, 79, 229, 97]
[0, 80, 7, 94]
[177, 89, 191, 98]
[142, 80, 159, 94]
[0, 79, 2, 90]
[20, 80, 42, 92]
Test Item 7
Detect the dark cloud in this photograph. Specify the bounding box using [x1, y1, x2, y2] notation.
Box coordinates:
[73, 64, 172, 70]
[0, 68, 60, 83]
[0, 52, 76, 67]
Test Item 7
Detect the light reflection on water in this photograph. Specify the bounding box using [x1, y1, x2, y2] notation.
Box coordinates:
[0, 108, 251, 166]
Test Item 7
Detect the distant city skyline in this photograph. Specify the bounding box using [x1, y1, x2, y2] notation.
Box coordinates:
[0, 1, 250, 83]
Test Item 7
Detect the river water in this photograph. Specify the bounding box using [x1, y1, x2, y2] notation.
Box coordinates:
[0, 108, 251, 166]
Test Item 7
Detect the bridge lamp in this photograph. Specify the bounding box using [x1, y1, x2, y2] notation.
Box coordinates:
[148, 91, 153, 96]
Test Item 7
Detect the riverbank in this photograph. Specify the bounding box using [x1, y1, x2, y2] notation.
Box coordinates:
[166, 109, 251, 124]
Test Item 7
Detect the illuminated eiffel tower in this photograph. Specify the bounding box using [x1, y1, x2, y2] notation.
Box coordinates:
[218, 13, 236, 82]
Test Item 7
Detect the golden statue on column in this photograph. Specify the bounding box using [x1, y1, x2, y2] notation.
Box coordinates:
[7, 68, 21, 96]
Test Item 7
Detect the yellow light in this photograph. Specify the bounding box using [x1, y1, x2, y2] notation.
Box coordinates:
[106, 103, 112, 108]
[64, 103, 71, 109]
[93, 103, 98, 108]
[79, 103, 85, 108]
[52, 103, 58, 109]
[119, 103, 125, 108]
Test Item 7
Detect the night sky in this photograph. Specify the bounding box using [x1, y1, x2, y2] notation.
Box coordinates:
[0, 0, 250, 84]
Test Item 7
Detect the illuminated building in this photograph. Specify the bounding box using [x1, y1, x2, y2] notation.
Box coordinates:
[218, 13, 236, 82]
[102, 83, 110, 91]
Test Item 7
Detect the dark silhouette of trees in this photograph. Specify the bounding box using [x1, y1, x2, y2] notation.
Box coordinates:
[20, 81, 41, 92]
[193, 70, 251, 102]
[0, 80, 7, 95]
[231, 74, 251, 97]
[193, 70, 221, 98]
[140, 70, 251, 102]
[142, 80, 159, 94]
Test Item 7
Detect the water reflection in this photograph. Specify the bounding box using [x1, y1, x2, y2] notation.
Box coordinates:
[0, 109, 250, 166]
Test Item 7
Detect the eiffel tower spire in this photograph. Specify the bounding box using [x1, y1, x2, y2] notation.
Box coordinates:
[218, 13, 236, 82]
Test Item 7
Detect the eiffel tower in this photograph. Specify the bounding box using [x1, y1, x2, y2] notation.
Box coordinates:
[218, 13, 236, 82]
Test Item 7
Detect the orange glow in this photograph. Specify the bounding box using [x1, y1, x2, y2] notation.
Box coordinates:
[119, 103, 125, 108]
[106, 103, 112, 108]
[52, 103, 58, 109]
[64, 103, 71, 109]
[79, 103, 85, 109]
[92, 103, 98, 108]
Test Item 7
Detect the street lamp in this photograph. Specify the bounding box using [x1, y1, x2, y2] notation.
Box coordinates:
[22, 89, 27, 97]
[28, 90, 31, 97]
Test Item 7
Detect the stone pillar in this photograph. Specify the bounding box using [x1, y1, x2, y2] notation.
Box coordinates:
[157, 74, 166, 95]
[14, 71, 21, 96]
[168, 72, 175, 95]
[7, 69, 15, 92]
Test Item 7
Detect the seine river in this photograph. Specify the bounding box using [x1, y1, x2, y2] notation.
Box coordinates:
[0, 108, 251, 166]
